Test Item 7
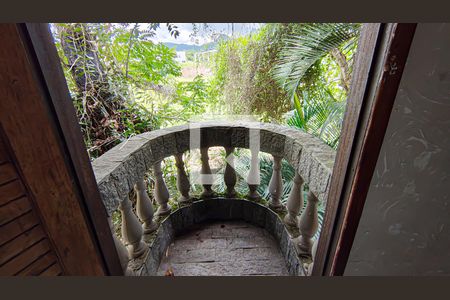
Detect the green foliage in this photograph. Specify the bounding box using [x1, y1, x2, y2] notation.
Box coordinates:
[52, 23, 358, 241]
[128, 74, 215, 130]
[176, 75, 210, 110]
[53, 23, 359, 235]
[206, 21, 359, 145]
[52, 23, 186, 158]
[270, 23, 360, 149]
[110, 31, 181, 84]
[286, 82, 346, 149]
[209, 24, 291, 122]
[185, 50, 195, 61]
[117, 102, 155, 139]
[272, 23, 360, 98]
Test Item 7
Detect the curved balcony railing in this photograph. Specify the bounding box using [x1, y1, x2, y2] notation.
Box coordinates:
[91, 121, 335, 276]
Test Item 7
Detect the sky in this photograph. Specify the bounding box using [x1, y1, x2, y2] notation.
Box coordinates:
[150, 23, 264, 45]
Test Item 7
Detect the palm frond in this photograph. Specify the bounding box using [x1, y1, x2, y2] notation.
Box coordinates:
[286, 88, 345, 149]
[272, 23, 360, 98]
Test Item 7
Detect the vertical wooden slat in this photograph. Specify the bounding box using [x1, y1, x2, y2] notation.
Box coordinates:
[311, 23, 383, 276]
[0, 128, 65, 276]
[328, 24, 417, 275]
[312, 23, 417, 276]
[0, 24, 107, 275]
[24, 23, 123, 275]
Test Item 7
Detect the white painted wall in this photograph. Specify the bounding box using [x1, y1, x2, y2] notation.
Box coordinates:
[345, 23, 450, 275]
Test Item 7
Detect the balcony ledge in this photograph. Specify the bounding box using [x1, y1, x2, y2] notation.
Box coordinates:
[92, 121, 335, 217]
[91, 121, 336, 276]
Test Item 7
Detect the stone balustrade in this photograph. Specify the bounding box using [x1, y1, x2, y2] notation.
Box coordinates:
[91, 121, 335, 275]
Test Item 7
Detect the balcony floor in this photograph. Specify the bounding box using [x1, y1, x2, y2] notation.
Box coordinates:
[156, 220, 289, 276]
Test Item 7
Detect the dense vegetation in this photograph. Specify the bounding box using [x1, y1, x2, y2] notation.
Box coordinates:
[210, 23, 360, 147]
[53, 23, 212, 157]
[53, 23, 360, 231]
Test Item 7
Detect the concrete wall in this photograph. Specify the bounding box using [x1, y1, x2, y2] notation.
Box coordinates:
[345, 23, 450, 275]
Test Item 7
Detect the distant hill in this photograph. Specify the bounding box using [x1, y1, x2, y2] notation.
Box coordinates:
[163, 41, 219, 52]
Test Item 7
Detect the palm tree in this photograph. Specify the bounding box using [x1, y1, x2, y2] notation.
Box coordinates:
[272, 23, 360, 98]
[286, 88, 347, 149]
[272, 23, 360, 149]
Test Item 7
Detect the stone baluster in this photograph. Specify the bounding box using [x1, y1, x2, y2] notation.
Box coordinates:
[296, 191, 319, 255]
[174, 153, 191, 203]
[284, 172, 304, 227]
[224, 146, 237, 198]
[134, 178, 157, 233]
[107, 217, 129, 272]
[200, 147, 214, 198]
[247, 148, 261, 200]
[118, 197, 147, 258]
[307, 238, 319, 276]
[268, 155, 284, 210]
[153, 160, 171, 216]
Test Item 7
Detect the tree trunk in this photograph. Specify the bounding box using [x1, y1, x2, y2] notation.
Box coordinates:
[330, 48, 351, 92]
[56, 23, 124, 156]
[58, 24, 106, 92]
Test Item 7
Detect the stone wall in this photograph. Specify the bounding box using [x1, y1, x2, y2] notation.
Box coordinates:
[91, 122, 336, 216]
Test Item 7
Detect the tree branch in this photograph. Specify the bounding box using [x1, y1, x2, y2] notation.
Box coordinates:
[330, 48, 351, 92]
